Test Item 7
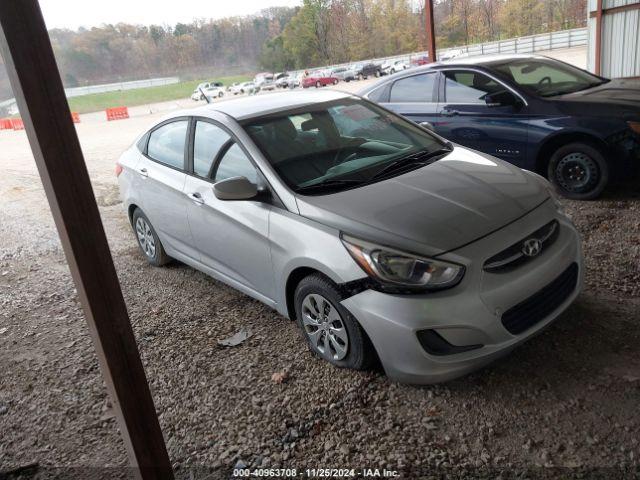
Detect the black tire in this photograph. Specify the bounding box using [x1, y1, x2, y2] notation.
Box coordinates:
[358, 73, 364, 81]
[218, 91, 223, 98]
[131, 208, 170, 267]
[315, 81, 321, 88]
[294, 274, 375, 370]
[547, 142, 609, 200]
[374, 70, 380, 77]
[332, 79, 338, 85]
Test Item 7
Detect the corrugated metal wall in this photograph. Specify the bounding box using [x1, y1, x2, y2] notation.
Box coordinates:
[588, 0, 640, 77]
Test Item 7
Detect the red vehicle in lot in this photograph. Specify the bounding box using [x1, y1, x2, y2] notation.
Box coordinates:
[302, 70, 338, 88]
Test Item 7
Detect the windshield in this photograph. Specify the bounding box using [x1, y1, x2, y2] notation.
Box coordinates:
[242, 97, 445, 194]
[493, 59, 607, 97]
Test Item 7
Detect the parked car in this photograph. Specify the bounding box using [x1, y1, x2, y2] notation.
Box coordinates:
[331, 66, 356, 82]
[229, 81, 259, 95]
[116, 90, 583, 384]
[191, 81, 222, 101]
[353, 62, 382, 80]
[360, 54, 640, 199]
[275, 72, 290, 88]
[255, 72, 276, 91]
[287, 72, 305, 89]
[203, 83, 225, 101]
[439, 49, 469, 62]
[302, 70, 338, 88]
[381, 59, 410, 75]
[410, 55, 430, 67]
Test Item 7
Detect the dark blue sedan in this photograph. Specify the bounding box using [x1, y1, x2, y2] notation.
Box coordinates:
[360, 54, 640, 199]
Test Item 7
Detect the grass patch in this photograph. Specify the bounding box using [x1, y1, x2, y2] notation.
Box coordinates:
[67, 75, 252, 114]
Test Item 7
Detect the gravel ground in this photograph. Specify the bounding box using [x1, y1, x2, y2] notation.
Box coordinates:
[1, 80, 639, 479]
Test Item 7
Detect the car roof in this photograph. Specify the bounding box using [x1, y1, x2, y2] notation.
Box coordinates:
[359, 54, 554, 94]
[179, 89, 354, 121]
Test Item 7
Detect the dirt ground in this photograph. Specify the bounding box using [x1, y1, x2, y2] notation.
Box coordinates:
[2, 60, 640, 479]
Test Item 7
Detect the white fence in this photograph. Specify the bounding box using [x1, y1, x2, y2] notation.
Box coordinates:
[64, 76, 180, 98]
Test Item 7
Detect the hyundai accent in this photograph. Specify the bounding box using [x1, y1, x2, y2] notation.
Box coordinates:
[116, 90, 583, 384]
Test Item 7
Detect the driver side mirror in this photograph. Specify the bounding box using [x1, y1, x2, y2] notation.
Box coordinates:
[485, 91, 521, 108]
[213, 176, 258, 201]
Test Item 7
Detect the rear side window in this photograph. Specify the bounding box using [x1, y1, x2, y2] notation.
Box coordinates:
[390, 73, 436, 103]
[444, 71, 501, 104]
[193, 121, 232, 178]
[147, 120, 189, 169]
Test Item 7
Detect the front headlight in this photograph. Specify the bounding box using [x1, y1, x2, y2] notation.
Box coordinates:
[341, 234, 465, 291]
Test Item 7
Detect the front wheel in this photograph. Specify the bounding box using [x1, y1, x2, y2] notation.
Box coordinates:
[218, 92, 223, 98]
[332, 79, 338, 85]
[547, 142, 609, 200]
[294, 274, 375, 370]
[315, 81, 321, 88]
[132, 209, 170, 266]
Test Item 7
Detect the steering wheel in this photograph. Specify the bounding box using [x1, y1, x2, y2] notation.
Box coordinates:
[537, 76, 552, 87]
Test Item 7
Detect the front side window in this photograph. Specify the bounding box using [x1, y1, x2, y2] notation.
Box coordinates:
[390, 73, 436, 103]
[444, 71, 503, 104]
[242, 97, 445, 194]
[193, 121, 231, 178]
[493, 59, 607, 97]
[147, 120, 188, 169]
[214, 143, 258, 184]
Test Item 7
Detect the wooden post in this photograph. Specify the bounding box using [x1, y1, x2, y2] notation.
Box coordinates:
[594, 0, 603, 75]
[425, 0, 437, 63]
[0, 1, 174, 478]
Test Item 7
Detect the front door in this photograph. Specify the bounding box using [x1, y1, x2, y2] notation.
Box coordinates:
[382, 71, 440, 131]
[435, 69, 529, 166]
[184, 119, 274, 302]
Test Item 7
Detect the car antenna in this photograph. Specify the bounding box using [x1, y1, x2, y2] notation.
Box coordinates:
[200, 87, 211, 104]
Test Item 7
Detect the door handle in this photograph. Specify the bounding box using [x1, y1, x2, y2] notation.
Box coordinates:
[441, 109, 458, 117]
[138, 168, 148, 177]
[189, 192, 204, 205]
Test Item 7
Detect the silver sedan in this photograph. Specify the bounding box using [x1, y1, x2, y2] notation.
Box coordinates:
[116, 90, 583, 384]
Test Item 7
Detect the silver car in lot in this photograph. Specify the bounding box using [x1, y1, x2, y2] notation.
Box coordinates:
[116, 90, 583, 384]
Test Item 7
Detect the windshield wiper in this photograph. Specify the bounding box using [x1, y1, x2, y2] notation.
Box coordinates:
[295, 178, 365, 194]
[368, 146, 453, 182]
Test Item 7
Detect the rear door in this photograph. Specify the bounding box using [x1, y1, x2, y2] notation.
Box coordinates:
[137, 118, 198, 259]
[435, 69, 530, 165]
[381, 71, 439, 130]
[183, 118, 275, 302]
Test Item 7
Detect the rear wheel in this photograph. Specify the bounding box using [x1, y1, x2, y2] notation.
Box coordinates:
[132, 209, 170, 266]
[294, 274, 375, 370]
[332, 79, 338, 85]
[218, 91, 223, 98]
[547, 142, 609, 200]
[315, 81, 321, 88]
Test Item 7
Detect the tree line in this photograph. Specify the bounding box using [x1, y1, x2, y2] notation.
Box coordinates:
[0, 0, 586, 101]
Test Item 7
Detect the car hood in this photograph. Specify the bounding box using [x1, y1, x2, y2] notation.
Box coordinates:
[296, 147, 550, 257]
[558, 78, 640, 108]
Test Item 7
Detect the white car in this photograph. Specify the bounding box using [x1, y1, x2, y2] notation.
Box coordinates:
[204, 84, 225, 101]
[229, 82, 259, 95]
[382, 59, 409, 75]
[255, 73, 276, 91]
[191, 82, 223, 101]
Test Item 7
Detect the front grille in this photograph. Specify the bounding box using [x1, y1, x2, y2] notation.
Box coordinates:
[501, 263, 578, 335]
[484, 220, 559, 272]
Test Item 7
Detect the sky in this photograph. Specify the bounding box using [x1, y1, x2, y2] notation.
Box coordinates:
[39, 0, 302, 30]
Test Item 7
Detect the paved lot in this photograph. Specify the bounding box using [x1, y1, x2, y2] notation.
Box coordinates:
[2, 45, 640, 478]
